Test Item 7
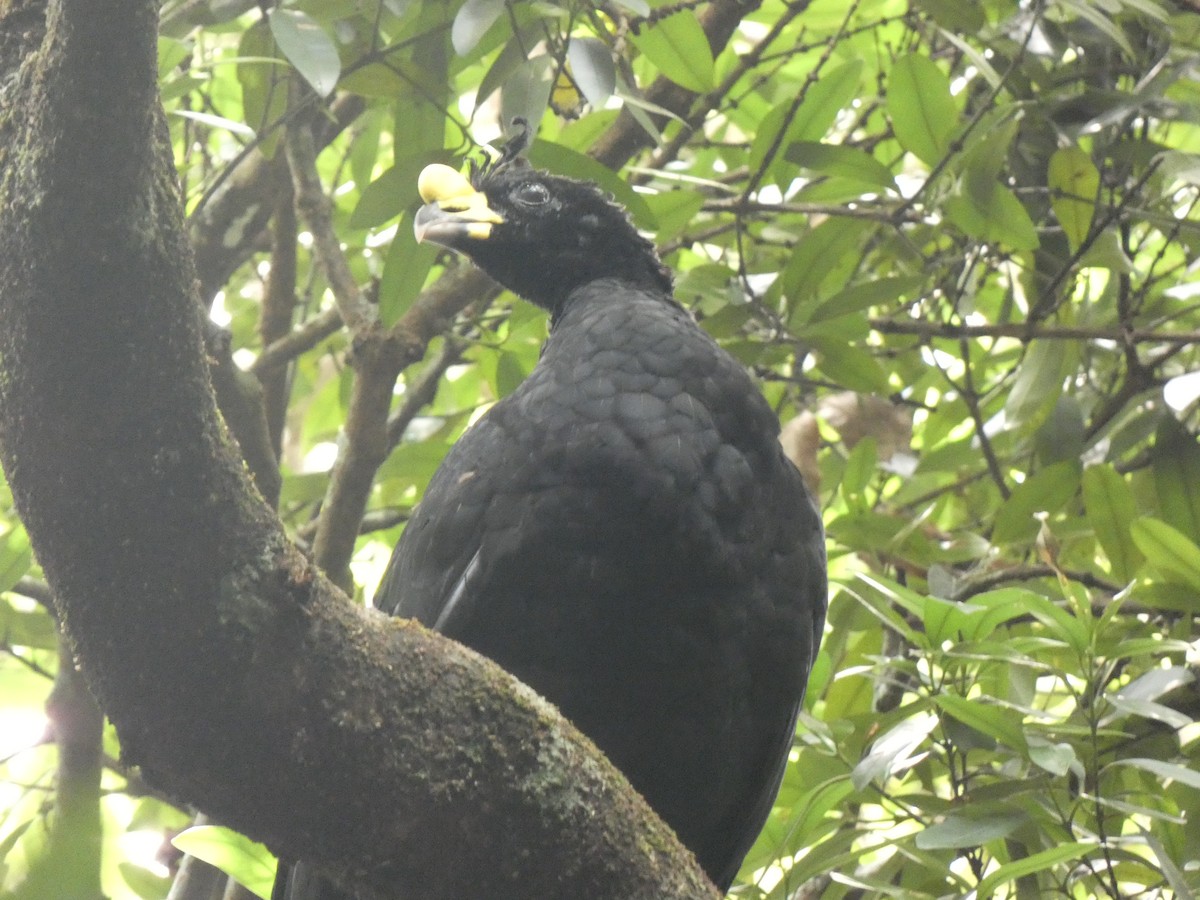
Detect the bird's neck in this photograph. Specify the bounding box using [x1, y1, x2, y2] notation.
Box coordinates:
[547, 276, 678, 328]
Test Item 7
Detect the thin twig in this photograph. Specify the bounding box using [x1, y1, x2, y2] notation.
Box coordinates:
[252, 307, 343, 374]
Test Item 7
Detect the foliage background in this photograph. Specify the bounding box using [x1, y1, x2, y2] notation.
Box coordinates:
[2, 0, 1200, 897]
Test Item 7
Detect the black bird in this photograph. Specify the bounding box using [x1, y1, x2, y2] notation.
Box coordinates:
[277, 124, 826, 898]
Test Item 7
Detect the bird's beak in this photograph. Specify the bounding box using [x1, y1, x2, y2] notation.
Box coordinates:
[414, 164, 504, 245]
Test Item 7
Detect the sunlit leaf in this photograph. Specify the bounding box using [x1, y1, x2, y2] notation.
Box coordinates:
[852, 711, 938, 790]
[1130, 518, 1200, 592]
[916, 808, 1026, 849]
[268, 9, 340, 97]
[992, 461, 1081, 545]
[566, 37, 616, 107]
[751, 60, 864, 181]
[1108, 758, 1200, 792]
[935, 693, 1028, 752]
[172, 826, 276, 900]
[1005, 341, 1074, 431]
[0, 599, 55, 651]
[807, 276, 924, 325]
[945, 181, 1040, 251]
[1152, 417, 1200, 539]
[500, 56, 556, 137]
[527, 140, 656, 229]
[1049, 145, 1100, 253]
[840, 437, 878, 509]
[888, 53, 957, 166]
[629, 14, 714, 93]
[451, 0, 506, 56]
[912, 0, 985, 31]
[784, 217, 871, 320]
[784, 141, 897, 191]
[811, 341, 891, 393]
[1012, 590, 1090, 654]
[379, 214, 438, 326]
[975, 843, 1095, 897]
[237, 21, 287, 157]
[1081, 464, 1142, 582]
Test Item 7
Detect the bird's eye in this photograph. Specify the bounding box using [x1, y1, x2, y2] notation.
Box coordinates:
[513, 182, 550, 206]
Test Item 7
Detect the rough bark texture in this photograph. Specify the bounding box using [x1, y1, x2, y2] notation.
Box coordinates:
[0, 3, 714, 897]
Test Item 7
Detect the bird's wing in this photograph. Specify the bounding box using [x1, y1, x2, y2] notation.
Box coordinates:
[374, 411, 511, 632]
[432, 546, 483, 632]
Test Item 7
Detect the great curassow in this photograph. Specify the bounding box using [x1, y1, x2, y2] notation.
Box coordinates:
[275, 122, 826, 899]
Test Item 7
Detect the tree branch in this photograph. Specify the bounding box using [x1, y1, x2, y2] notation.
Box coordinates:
[284, 99, 375, 335]
[870, 318, 1200, 345]
[190, 94, 365, 306]
[0, 3, 712, 897]
[251, 307, 343, 374]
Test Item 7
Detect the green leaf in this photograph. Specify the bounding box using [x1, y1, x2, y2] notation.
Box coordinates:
[268, 9, 340, 97]
[992, 461, 1081, 546]
[783, 217, 870, 320]
[808, 275, 924, 325]
[1081, 464, 1142, 582]
[527, 139, 656, 229]
[452, 0, 506, 56]
[475, 31, 536, 112]
[887, 53, 957, 166]
[0, 526, 31, 594]
[945, 182, 1040, 251]
[642, 190, 704, 243]
[751, 60, 864, 181]
[1108, 758, 1200, 792]
[784, 141, 898, 191]
[1078, 227, 1136, 272]
[1004, 341, 1075, 431]
[237, 21, 287, 158]
[566, 37, 616, 106]
[119, 860, 172, 899]
[1027, 735, 1080, 776]
[500, 55, 556, 132]
[811, 340, 891, 393]
[493, 350, 530, 398]
[1130, 518, 1200, 592]
[350, 163, 411, 231]
[935, 693, 1028, 752]
[172, 826, 276, 900]
[851, 711, 938, 790]
[916, 808, 1026, 850]
[1048, 146, 1100, 253]
[950, 588, 1034, 642]
[0, 598, 56, 651]
[1019, 591, 1090, 655]
[912, 0, 985, 31]
[840, 437, 877, 509]
[1152, 418, 1200, 539]
[378, 214, 437, 327]
[842, 573, 922, 643]
[975, 843, 1095, 897]
[630, 14, 714, 93]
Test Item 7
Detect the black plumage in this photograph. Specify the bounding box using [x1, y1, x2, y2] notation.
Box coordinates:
[277, 126, 826, 898]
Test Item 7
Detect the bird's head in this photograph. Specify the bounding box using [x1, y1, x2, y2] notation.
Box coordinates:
[414, 121, 673, 314]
